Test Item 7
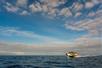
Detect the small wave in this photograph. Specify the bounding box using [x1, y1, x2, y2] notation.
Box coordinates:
[7, 65, 24, 68]
[6, 65, 50, 68]
[45, 61, 61, 64]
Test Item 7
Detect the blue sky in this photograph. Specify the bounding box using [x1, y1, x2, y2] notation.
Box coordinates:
[0, 0, 102, 56]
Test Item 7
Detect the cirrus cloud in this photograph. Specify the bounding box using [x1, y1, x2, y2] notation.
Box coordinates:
[65, 16, 102, 36]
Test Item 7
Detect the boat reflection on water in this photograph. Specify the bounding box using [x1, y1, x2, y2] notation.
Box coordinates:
[66, 51, 79, 59]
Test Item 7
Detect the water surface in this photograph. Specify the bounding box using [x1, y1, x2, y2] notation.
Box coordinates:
[0, 55, 102, 68]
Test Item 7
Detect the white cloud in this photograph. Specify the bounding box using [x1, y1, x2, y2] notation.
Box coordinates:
[96, 9, 102, 17]
[34, 2, 42, 11]
[0, 27, 35, 38]
[29, 2, 58, 17]
[74, 2, 83, 11]
[20, 10, 30, 15]
[1, 0, 102, 19]
[48, 8, 58, 16]
[74, 35, 101, 46]
[85, 0, 102, 9]
[64, 22, 83, 31]
[47, 0, 59, 7]
[92, 0, 102, 4]
[59, 8, 72, 17]
[27, 0, 68, 17]
[85, 1, 94, 8]
[4, 2, 19, 12]
[29, 4, 38, 12]
[75, 12, 82, 17]
[16, 0, 28, 8]
[2, 0, 102, 18]
[42, 4, 49, 12]
[29, 3, 42, 13]
[65, 16, 102, 36]
[41, 0, 65, 7]
[0, 26, 69, 44]
[88, 12, 95, 17]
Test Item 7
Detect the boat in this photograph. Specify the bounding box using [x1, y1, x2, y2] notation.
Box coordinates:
[66, 51, 79, 58]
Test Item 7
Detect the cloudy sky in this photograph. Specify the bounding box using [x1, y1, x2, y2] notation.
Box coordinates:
[0, 0, 102, 56]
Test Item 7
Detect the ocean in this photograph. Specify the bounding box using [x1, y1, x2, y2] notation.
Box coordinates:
[0, 55, 102, 68]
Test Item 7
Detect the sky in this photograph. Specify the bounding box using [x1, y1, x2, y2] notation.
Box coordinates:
[0, 0, 102, 56]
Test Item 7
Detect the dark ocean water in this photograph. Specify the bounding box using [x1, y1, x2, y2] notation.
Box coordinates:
[0, 55, 102, 68]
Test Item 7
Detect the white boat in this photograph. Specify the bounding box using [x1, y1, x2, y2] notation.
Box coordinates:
[66, 51, 79, 58]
